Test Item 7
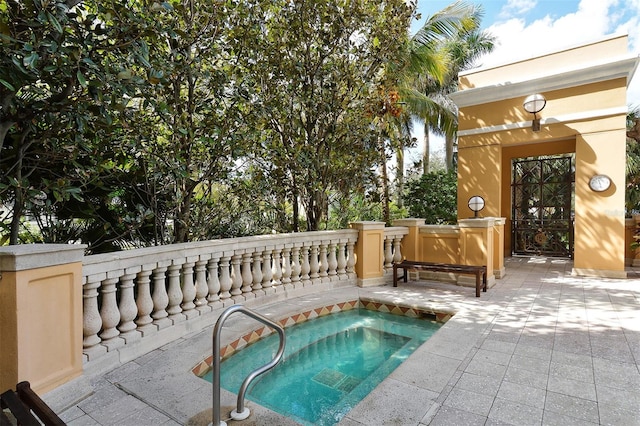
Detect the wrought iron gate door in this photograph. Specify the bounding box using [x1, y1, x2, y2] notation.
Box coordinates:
[512, 156, 574, 257]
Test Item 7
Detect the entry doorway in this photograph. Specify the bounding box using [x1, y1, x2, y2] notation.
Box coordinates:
[511, 155, 575, 258]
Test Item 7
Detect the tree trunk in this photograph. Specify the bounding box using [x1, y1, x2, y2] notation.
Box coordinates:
[395, 145, 404, 208]
[445, 134, 455, 171]
[380, 137, 390, 225]
[422, 124, 430, 175]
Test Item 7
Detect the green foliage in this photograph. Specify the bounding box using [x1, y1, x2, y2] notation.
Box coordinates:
[405, 171, 457, 224]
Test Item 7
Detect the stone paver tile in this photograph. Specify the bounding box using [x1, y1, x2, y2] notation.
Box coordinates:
[591, 341, 636, 363]
[345, 378, 437, 425]
[472, 348, 512, 366]
[480, 339, 517, 355]
[427, 405, 487, 426]
[488, 397, 543, 426]
[596, 383, 640, 411]
[497, 380, 546, 409]
[550, 350, 593, 369]
[390, 352, 461, 394]
[442, 387, 494, 417]
[514, 343, 552, 361]
[542, 410, 599, 426]
[598, 403, 640, 426]
[87, 395, 149, 425]
[66, 415, 101, 426]
[517, 335, 555, 350]
[544, 391, 599, 424]
[464, 357, 508, 380]
[503, 365, 548, 390]
[118, 405, 174, 425]
[547, 375, 596, 401]
[592, 358, 640, 390]
[509, 353, 550, 374]
[454, 372, 501, 396]
[75, 384, 128, 413]
[549, 361, 594, 383]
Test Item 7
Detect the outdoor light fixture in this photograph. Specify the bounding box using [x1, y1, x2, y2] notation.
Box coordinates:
[523, 93, 546, 132]
[468, 195, 485, 218]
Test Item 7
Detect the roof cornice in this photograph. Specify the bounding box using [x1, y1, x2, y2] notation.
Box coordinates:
[450, 54, 639, 108]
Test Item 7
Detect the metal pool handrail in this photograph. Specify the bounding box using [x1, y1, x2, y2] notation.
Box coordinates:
[211, 304, 286, 426]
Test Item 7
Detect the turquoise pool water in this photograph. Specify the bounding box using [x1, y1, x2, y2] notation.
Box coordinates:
[203, 309, 440, 425]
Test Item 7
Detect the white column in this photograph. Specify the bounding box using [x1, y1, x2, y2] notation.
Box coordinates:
[135, 268, 154, 332]
[300, 245, 311, 285]
[291, 246, 301, 284]
[327, 242, 338, 280]
[117, 273, 139, 340]
[241, 253, 253, 294]
[336, 242, 347, 280]
[318, 243, 329, 279]
[219, 256, 232, 300]
[180, 261, 197, 317]
[261, 250, 273, 289]
[194, 258, 209, 308]
[151, 265, 169, 327]
[252, 252, 263, 291]
[99, 277, 120, 342]
[166, 263, 184, 321]
[271, 248, 282, 287]
[230, 254, 243, 296]
[207, 256, 221, 303]
[384, 238, 393, 269]
[83, 277, 102, 349]
[282, 246, 292, 285]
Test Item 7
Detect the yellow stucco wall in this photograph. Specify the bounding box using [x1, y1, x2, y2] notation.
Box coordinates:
[452, 34, 637, 277]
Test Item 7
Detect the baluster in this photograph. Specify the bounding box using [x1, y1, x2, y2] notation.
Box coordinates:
[241, 253, 253, 294]
[336, 242, 347, 280]
[291, 246, 301, 284]
[83, 277, 102, 349]
[318, 242, 329, 279]
[261, 250, 273, 289]
[207, 256, 221, 303]
[166, 262, 184, 321]
[151, 265, 171, 329]
[327, 242, 338, 280]
[384, 237, 393, 269]
[300, 245, 311, 285]
[309, 244, 320, 283]
[118, 273, 139, 339]
[230, 254, 243, 296]
[346, 241, 356, 277]
[194, 258, 209, 308]
[219, 256, 232, 300]
[180, 261, 197, 318]
[393, 237, 403, 264]
[99, 277, 121, 343]
[135, 268, 154, 332]
[281, 246, 292, 285]
[271, 248, 282, 287]
[252, 252, 263, 291]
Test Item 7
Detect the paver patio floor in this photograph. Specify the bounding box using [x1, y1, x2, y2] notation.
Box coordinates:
[44, 256, 640, 425]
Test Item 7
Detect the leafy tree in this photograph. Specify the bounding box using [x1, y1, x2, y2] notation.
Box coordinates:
[405, 170, 457, 224]
[236, 0, 415, 231]
[0, 0, 150, 245]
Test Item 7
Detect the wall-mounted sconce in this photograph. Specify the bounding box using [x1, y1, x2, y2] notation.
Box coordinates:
[523, 93, 546, 132]
[468, 195, 485, 218]
[589, 174, 611, 192]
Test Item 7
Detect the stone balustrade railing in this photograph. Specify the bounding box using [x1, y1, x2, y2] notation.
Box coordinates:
[383, 226, 408, 270]
[81, 230, 358, 365]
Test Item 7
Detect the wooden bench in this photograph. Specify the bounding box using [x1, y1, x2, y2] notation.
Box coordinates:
[393, 260, 487, 297]
[1, 381, 65, 426]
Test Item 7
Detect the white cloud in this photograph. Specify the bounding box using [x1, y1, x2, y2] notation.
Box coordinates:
[478, 0, 640, 105]
[498, 0, 538, 19]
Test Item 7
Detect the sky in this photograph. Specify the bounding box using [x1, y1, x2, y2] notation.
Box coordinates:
[409, 0, 640, 162]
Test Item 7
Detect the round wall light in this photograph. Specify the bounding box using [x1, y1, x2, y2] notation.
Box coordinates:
[523, 93, 546, 132]
[468, 195, 485, 218]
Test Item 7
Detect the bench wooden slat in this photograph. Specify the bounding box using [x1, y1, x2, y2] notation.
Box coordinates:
[393, 260, 487, 297]
[0, 389, 40, 426]
[0, 382, 65, 426]
[17, 382, 65, 425]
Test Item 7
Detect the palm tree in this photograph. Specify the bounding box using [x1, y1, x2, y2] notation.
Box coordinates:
[387, 1, 493, 211]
